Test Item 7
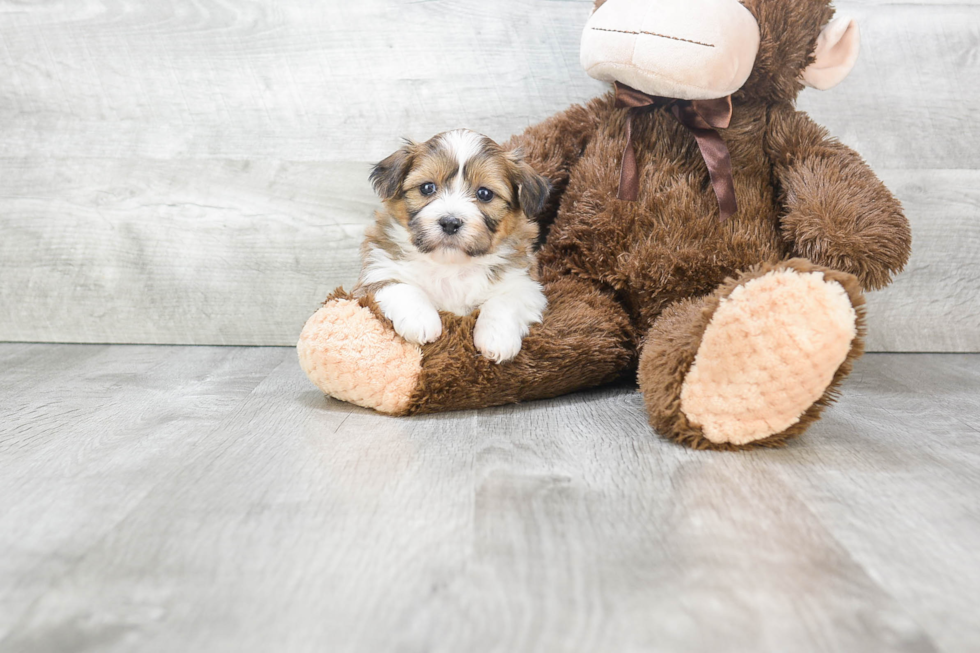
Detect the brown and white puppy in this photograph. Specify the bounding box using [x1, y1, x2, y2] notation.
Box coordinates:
[353, 129, 551, 363]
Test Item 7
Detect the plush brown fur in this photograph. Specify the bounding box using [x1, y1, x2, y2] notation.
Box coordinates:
[737, 0, 835, 104]
[410, 275, 636, 414]
[316, 0, 911, 449]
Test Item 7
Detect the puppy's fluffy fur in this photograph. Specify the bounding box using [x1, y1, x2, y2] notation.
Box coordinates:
[353, 129, 552, 363]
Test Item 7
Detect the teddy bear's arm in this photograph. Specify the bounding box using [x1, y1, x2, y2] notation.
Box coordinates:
[504, 95, 610, 229]
[765, 105, 912, 291]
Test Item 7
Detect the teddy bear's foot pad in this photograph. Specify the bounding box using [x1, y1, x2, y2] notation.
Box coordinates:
[297, 299, 421, 415]
[680, 269, 858, 446]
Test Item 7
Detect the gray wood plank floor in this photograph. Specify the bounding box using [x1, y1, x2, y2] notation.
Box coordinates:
[0, 345, 977, 653]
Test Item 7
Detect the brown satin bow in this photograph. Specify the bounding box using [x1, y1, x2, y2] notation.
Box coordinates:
[615, 82, 738, 221]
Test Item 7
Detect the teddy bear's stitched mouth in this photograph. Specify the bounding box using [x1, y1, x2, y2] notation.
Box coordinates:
[590, 27, 716, 48]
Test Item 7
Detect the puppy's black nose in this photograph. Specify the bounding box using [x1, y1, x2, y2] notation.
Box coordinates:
[439, 216, 463, 235]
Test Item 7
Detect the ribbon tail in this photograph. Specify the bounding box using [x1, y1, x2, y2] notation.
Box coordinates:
[618, 110, 639, 202]
[690, 127, 737, 221]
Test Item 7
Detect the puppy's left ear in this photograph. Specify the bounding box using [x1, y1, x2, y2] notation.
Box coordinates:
[370, 140, 416, 201]
[509, 150, 551, 218]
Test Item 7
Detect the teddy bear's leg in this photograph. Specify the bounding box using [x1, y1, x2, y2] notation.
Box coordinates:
[298, 290, 426, 415]
[298, 277, 635, 415]
[637, 259, 866, 450]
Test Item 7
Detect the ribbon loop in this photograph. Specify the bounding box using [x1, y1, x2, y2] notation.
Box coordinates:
[614, 82, 737, 221]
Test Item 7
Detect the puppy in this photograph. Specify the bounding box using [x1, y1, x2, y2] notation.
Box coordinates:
[353, 129, 551, 363]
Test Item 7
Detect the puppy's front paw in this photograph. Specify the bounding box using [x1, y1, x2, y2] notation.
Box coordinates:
[375, 284, 444, 346]
[391, 307, 443, 345]
[473, 316, 524, 363]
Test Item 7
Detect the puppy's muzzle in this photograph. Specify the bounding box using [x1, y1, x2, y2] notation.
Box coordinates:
[439, 215, 464, 235]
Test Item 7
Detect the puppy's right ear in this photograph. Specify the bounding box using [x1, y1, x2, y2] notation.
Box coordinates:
[507, 148, 552, 219]
[369, 141, 416, 201]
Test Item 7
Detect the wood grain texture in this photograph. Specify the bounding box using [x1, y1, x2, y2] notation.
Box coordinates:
[2, 345, 978, 652]
[768, 354, 980, 653]
[864, 169, 980, 352]
[0, 345, 289, 640]
[0, 159, 369, 344]
[0, 0, 977, 349]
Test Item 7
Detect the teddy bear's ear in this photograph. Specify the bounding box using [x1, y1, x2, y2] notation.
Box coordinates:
[801, 16, 861, 91]
[369, 141, 416, 201]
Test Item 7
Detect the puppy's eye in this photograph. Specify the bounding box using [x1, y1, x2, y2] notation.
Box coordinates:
[419, 182, 437, 196]
[476, 187, 494, 203]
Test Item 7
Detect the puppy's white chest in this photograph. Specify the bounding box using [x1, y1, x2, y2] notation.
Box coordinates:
[409, 258, 496, 316]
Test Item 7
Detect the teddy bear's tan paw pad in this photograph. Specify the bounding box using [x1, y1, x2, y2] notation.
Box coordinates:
[680, 270, 857, 446]
[297, 299, 421, 415]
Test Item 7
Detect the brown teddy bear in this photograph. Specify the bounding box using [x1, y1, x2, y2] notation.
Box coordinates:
[297, 0, 911, 450]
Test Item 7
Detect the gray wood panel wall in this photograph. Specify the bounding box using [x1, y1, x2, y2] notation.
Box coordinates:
[0, 0, 977, 350]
